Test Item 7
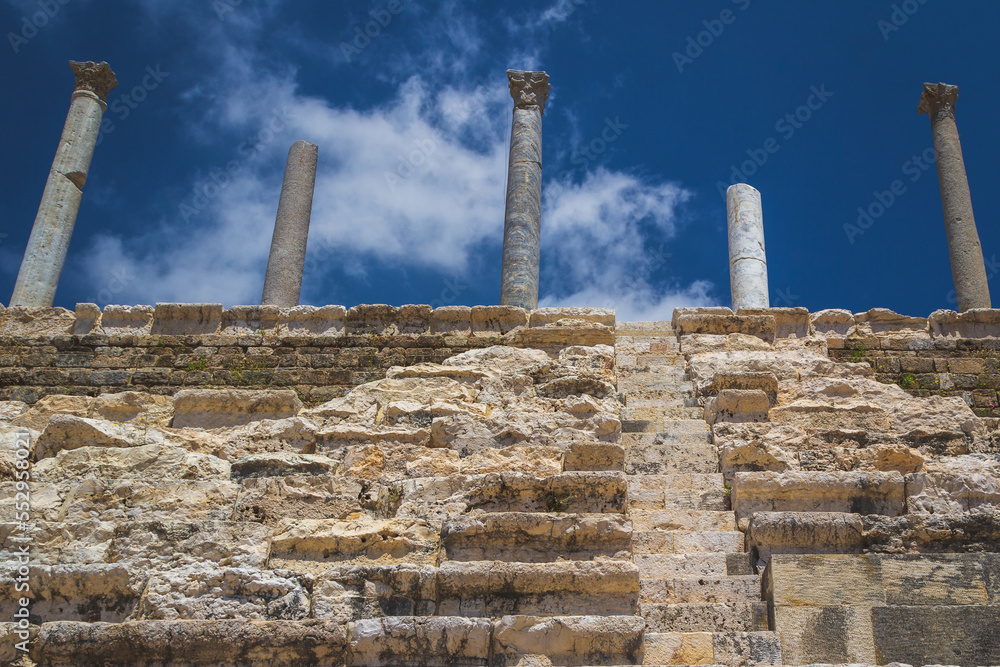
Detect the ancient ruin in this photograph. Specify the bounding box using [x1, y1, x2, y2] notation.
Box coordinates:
[1, 64, 999, 667]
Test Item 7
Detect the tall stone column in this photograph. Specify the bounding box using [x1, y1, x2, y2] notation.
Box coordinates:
[261, 141, 319, 307]
[500, 70, 550, 310]
[10, 61, 117, 307]
[919, 82, 991, 311]
[727, 183, 769, 309]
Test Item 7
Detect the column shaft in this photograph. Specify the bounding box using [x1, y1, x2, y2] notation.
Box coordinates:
[727, 183, 769, 309]
[10, 61, 116, 307]
[261, 141, 319, 308]
[919, 83, 990, 311]
[500, 70, 550, 310]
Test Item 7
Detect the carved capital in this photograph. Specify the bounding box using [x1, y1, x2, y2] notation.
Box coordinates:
[507, 70, 551, 114]
[69, 61, 118, 101]
[918, 82, 959, 119]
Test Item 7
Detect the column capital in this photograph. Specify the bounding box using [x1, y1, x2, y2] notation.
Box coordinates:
[918, 82, 959, 119]
[69, 61, 118, 101]
[507, 70, 550, 114]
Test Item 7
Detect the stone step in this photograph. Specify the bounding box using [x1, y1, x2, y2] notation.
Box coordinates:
[349, 616, 491, 666]
[494, 615, 645, 666]
[640, 602, 759, 633]
[462, 471, 628, 515]
[565, 442, 625, 472]
[615, 322, 676, 337]
[632, 530, 745, 555]
[628, 474, 729, 511]
[625, 444, 718, 475]
[643, 631, 782, 666]
[635, 553, 754, 579]
[631, 510, 737, 533]
[639, 575, 760, 605]
[442, 512, 632, 562]
[437, 560, 639, 617]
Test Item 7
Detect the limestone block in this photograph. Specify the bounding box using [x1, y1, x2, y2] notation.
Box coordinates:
[462, 471, 628, 514]
[748, 513, 864, 561]
[0, 563, 144, 623]
[492, 615, 644, 667]
[92, 391, 172, 424]
[437, 560, 639, 616]
[905, 472, 1000, 514]
[350, 616, 491, 667]
[441, 512, 631, 562]
[108, 520, 272, 571]
[233, 475, 362, 525]
[730, 471, 905, 518]
[59, 479, 238, 523]
[563, 441, 624, 472]
[675, 313, 775, 341]
[270, 517, 440, 566]
[687, 345, 864, 393]
[171, 389, 302, 429]
[229, 452, 336, 480]
[711, 631, 783, 667]
[929, 307, 1000, 338]
[861, 507, 1000, 552]
[312, 563, 437, 621]
[529, 307, 615, 327]
[643, 631, 715, 665]
[708, 372, 778, 403]
[73, 302, 100, 334]
[513, 320, 615, 349]
[139, 566, 311, 620]
[150, 303, 223, 335]
[0, 307, 75, 336]
[718, 437, 796, 478]
[34, 619, 348, 666]
[672, 306, 734, 327]
[307, 376, 475, 422]
[431, 306, 472, 334]
[279, 305, 345, 334]
[34, 414, 145, 459]
[871, 605, 1000, 666]
[1, 519, 114, 567]
[471, 305, 529, 334]
[220, 305, 280, 334]
[396, 304, 433, 334]
[811, 308, 855, 338]
[772, 604, 876, 665]
[853, 308, 928, 334]
[445, 346, 550, 375]
[879, 554, 991, 605]
[0, 481, 64, 522]
[344, 304, 399, 334]
[32, 443, 230, 482]
[0, 402, 29, 424]
[737, 307, 811, 339]
[100, 304, 153, 334]
[705, 389, 770, 425]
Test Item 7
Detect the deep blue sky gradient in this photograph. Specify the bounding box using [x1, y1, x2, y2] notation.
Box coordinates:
[2, 0, 998, 317]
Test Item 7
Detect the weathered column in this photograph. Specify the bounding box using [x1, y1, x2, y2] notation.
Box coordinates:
[919, 82, 991, 311]
[10, 61, 117, 307]
[727, 183, 769, 309]
[500, 70, 550, 310]
[261, 141, 319, 307]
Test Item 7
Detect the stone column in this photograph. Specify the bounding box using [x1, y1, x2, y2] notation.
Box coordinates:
[727, 183, 769, 309]
[500, 70, 550, 310]
[919, 82, 991, 311]
[261, 141, 319, 307]
[10, 61, 117, 307]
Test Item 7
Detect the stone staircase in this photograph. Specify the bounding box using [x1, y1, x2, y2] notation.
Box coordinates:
[617, 321, 782, 667]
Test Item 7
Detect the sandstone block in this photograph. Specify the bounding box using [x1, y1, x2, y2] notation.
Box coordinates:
[431, 306, 472, 334]
[492, 615, 644, 667]
[747, 512, 863, 561]
[150, 303, 223, 335]
[171, 389, 301, 428]
[731, 471, 905, 518]
[350, 616, 491, 667]
[529, 307, 615, 327]
[736, 307, 810, 339]
[905, 471, 1000, 514]
[0, 307, 75, 336]
[705, 389, 770, 425]
[220, 305, 280, 335]
[470, 305, 529, 334]
[279, 305, 345, 334]
[100, 305, 154, 334]
[675, 313, 775, 341]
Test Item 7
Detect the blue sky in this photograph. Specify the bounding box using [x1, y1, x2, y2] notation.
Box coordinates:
[2, 0, 999, 320]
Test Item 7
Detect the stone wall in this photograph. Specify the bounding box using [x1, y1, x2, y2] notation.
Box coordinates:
[0, 304, 614, 406]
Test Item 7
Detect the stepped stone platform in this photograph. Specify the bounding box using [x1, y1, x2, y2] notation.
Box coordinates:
[1, 304, 999, 665]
